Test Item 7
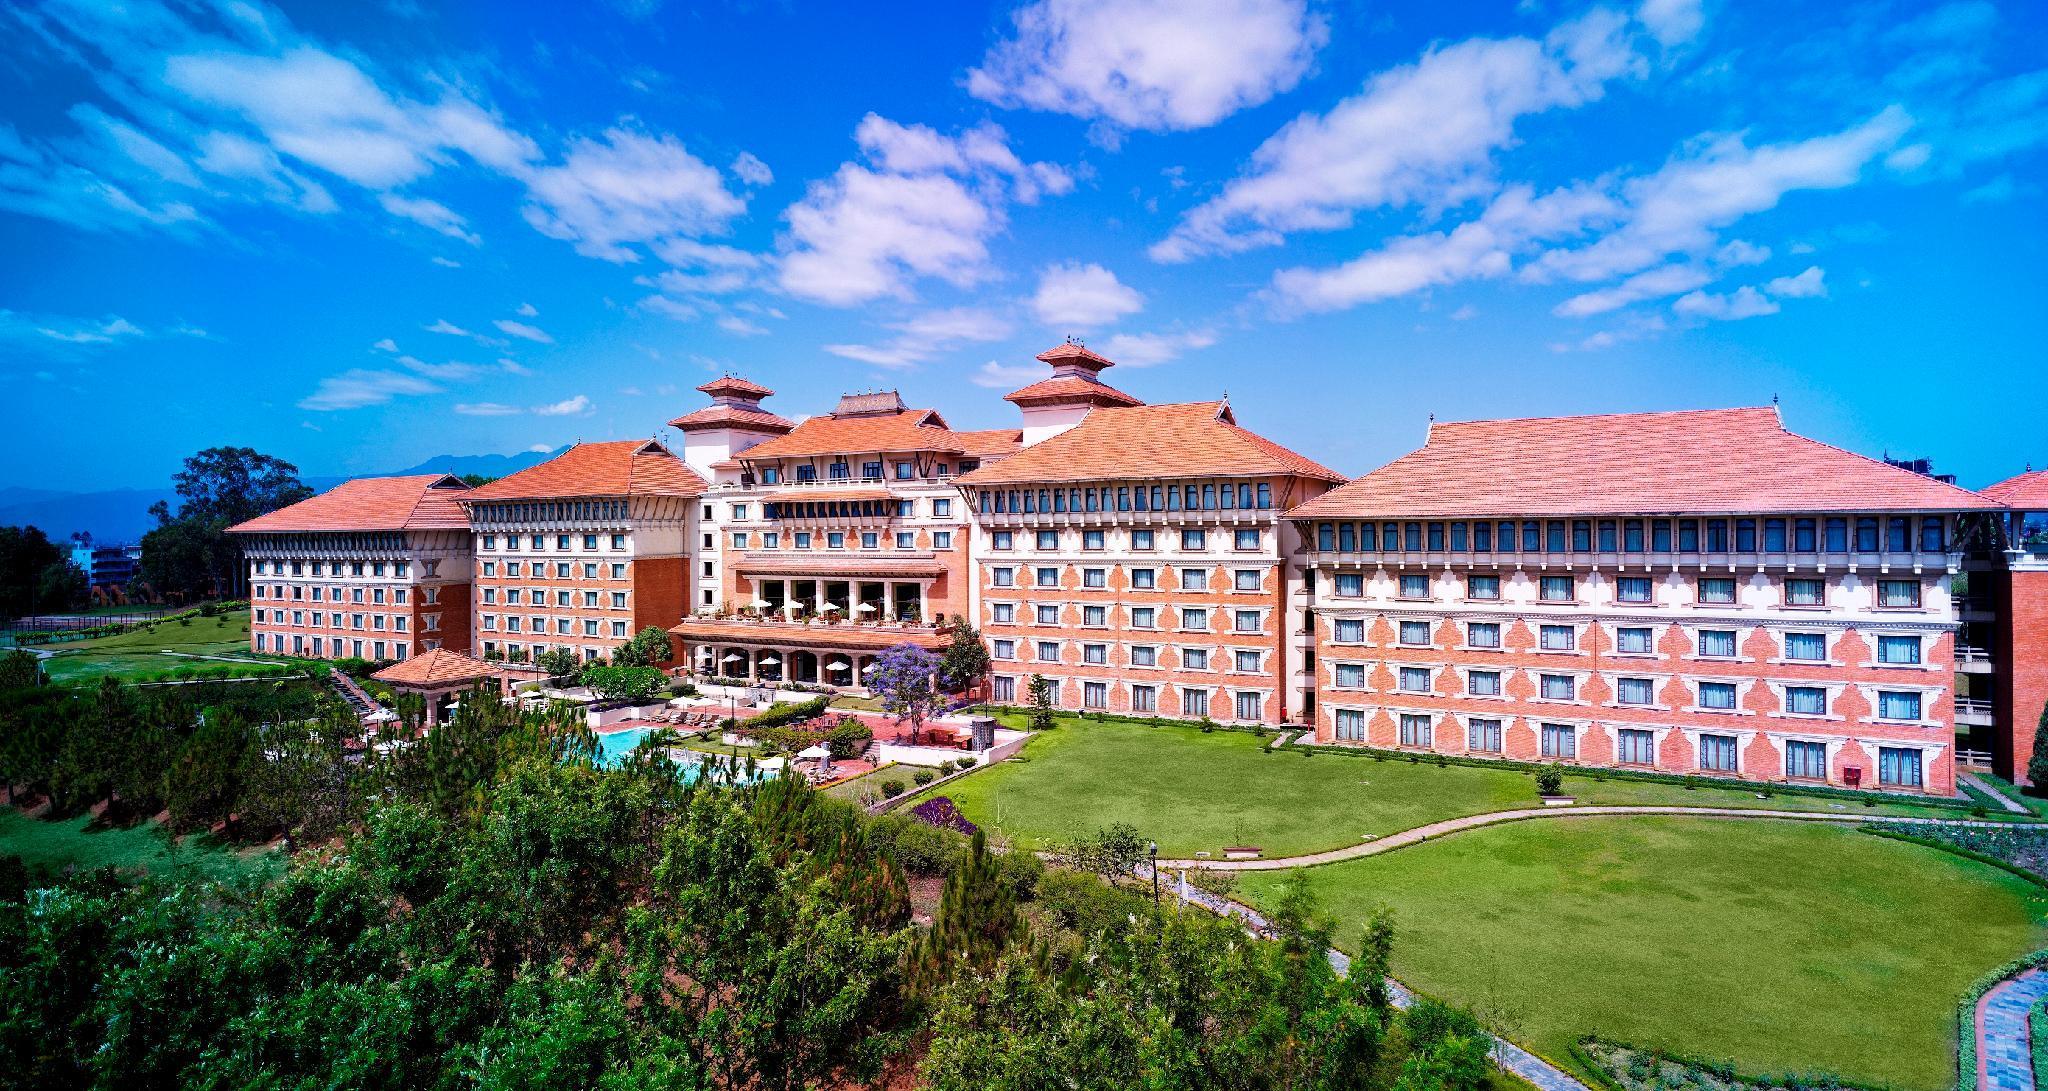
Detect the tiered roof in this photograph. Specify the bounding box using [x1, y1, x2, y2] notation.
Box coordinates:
[669, 374, 794, 433]
[465, 439, 705, 501]
[1984, 468, 2048, 511]
[229, 474, 471, 534]
[373, 648, 498, 687]
[956, 401, 1343, 485]
[1289, 407, 2002, 519]
[1004, 341, 1144, 409]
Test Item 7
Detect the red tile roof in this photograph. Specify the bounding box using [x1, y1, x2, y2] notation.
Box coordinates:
[229, 474, 470, 534]
[373, 648, 499, 686]
[956, 401, 1344, 485]
[1035, 341, 1115, 371]
[667, 404, 794, 432]
[1984, 469, 2048, 510]
[697, 375, 774, 398]
[1289, 407, 2003, 519]
[1003, 374, 1144, 408]
[737, 409, 965, 460]
[464, 439, 706, 501]
[955, 428, 1024, 458]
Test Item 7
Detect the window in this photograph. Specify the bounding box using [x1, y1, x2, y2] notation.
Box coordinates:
[1234, 528, 1261, 550]
[1334, 573, 1364, 597]
[1617, 677, 1656, 706]
[895, 532, 914, 549]
[1786, 686, 1827, 715]
[992, 676, 1016, 702]
[1183, 649, 1210, 670]
[1466, 622, 1501, 649]
[1082, 605, 1107, 627]
[1236, 692, 1262, 721]
[1083, 682, 1107, 709]
[1786, 740, 1827, 779]
[1234, 569, 1261, 591]
[1334, 619, 1365, 643]
[1131, 607, 1157, 629]
[1182, 568, 1209, 591]
[992, 568, 1015, 588]
[1036, 641, 1060, 662]
[1616, 626, 1654, 654]
[1698, 578, 1737, 604]
[1877, 635, 1922, 665]
[934, 498, 952, 517]
[1181, 529, 1207, 550]
[794, 532, 812, 549]
[1540, 575, 1575, 602]
[1036, 567, 1060, 588]
[1468, 719, 1503, 753]
[934, 532, 953, 549]
[1785, 632, 1827, 661]
[1785, 578, 1824, 606]
[1877, 580, 1921, 608]
[1878, 691, 1923, 721]
[827, 532, 846, 549]
[1468, 670, 1501, 697]
[1617, 729, 1656, 765]
[1335, 708, 1367, 741]
[992, 531, 1014, 550]
[1919, 517, 1946, 552]
[1083, 567, 1107, 588]
[1235, 650, 1261, 672]
[894, 461, 915, 480]
[1035, 604, 1059, 625]
[1180, 608, 1209, 630]
[1399, 714, 1432, 748]
[1037, 530, 1059, 550]
[1399, 666, 1431, 693]
[1399, 574, 1429, 598]
[1879, 747, 1923, 788]
[991, 603, 1015, 624]
[1181, 688, 1210, 717]
[1132, 529, 1155, 550]
[1132, 684, 1156, 712]
[1540, 724, 1576, 759]
[1698, 682, 1738, 710]
[1698, 734, 1739, 772]
[861, 532, 880, 549]
[1467, 574, 1500, 600]
[1132, 568, 1157, 590]
[1697, 629, 1737, 658]
[1083, 530, 1105, 550]
[1399, 620, 1432, 646]
[1234, 610, 1260, 633]
[1539, 624, 1576, 652]
[993, 639, 1015, 660]
[1335, 663, 1367, 688]
[1540, 674, 1576, 701]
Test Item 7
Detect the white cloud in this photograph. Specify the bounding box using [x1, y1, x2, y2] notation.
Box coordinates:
[497, 357, 533, 375]
[824, 306, 1012, 368]
[532, 394, 592, 416]
[372, 338, 399, 352]
[520, 127, 747, 262]
[1764, 265, 1827, 298]
[298, 368, 438, 410]
[515, 302, 538, 317]
[967, 0, 1327, 133]
[731, 150, 773, 187]
[495, 319, 554, 343]
[34, 315, 147, 344]
[716, 315, 768, 336]
[777, 115, 1070, 306]
[378, 193, 479, 243]
[454, 401, 521, 415]
[1153, 7, 1651, 262]
[526, 443, 553, 453]
[1099, 328, 1217, 366]
[430, 256, 462, 267]
[1553, 262, 1714, 316]
[395, 354, 478, 381]
[1673, 285, 1779, 320]
[1030, 262, 1145, 328]
[1449, 304, 1479, 321]
[425, 319, 470, 336]
[971, 359, 1052, 388]
[1635, 0, 1705, 47]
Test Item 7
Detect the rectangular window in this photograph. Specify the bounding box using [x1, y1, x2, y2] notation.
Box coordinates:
[1785, 578, 1825, 606]
[1540, 674, 1576, 701]
[1467, 574, 1500, 600]
[1877, 579, 1921, 608]
[1399, 714, 1432, 748]
[1698, 682, 1738, 710]
[1181, 688, 1210, 717]
[1399, 574, 1429, 598]
[1652, 520, 1673, 552]
[1036, 530, 1059, 550]
[992, 531, 1013, 550]
[1235, 692, 1262, 721]
[1825, 518, 1848, 551]
[1879, 747, 1924, 788]
[1786, 686, 1827, 715]
[1036, 567, 1060, 588]
[1617, 677, 1655, 705]
[1399, 620, 1431, 646]
[1036, 604, 1059, 625]
[991, 603, 1015, 624]
[1132, 568, 1157, 590]
[1083, 529, 1105, 550]
[934, 531, 953, 549]
[1540, 724, 1576, 759]
[1083, 682, 1107, 709]
[894, 532, 914, 549]
[1920, 517, 1946, 552]
[1184, 649, 1210, 670]
[1468, 670, 1501, 696]
[1235, 528, 1261, 551]
[1334, 572, 1364, 597]
[1617, 729, 1656, 765]
[1698, 578, 1736, 604]
[1539, 624, 1576, 652]
[1878, 691, 1923, 721]
[1468, 718, 1503, 753]
[1786, 740, 1828, 779]
[1698, 733, 1739, 772]
[1331, 662, 1367, 688]
[1784, 632, 1827, 661]
[1036, 641, 1060, 662]
[1234, 569, 1262, 591]
[1617, 576, 1652, 603]
[1182, 568, 1209, 591]
[1335, 708, 1366, 741]
[1697, 629, 1738, 658]
[1399, 666, 1431, 693]
[993, 639, 1015, 660]
[1334, 619, 1366, 643]
[1540, 575, 1575, 602]
[1181, 529, 1206, 550]
[1132, 529, 1155, 550]
[1181, 608, 1209, 630]
[1233, 610, 1260, 633]
[1131, 607, 1157, 629]
[1764, 518, 1788, 552]
[1466, 622, 1501, 649]
[1083, 567, 1107, 588]
[1083, 605, 1107, 626]
[1877, 635, 1922, 665]
[1234, 650, 1260, 672]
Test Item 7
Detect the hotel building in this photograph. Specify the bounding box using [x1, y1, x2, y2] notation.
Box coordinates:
[1287, 408, 2003, 795]
[230, 473, 474, 661]
[954, 344, 1342, 723]
[1975, 469, 2048, 784]
[460, 439, 704, 665]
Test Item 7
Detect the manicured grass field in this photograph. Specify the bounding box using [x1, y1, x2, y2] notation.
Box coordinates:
[35, 611, 259, 684]
[1240, 817, 2048, 1091]
[919, 716, 1991, 858]
[0, 809, 280, 885]
[822, 764, 907, 803]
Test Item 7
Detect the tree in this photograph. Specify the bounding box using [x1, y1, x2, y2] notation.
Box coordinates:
[869, 642, 944, 745]
[163, 710, 252, 833]
[2029, 701, 2048, 793]
[1026, 674, 1056, 732]
[142, 446, 312, 600]
[912, 830, 1020, 989]
[630, 626, 673, 667]
[535, 647, 583, 684]
[582, 664, 665, 703]
[937, 618, 990, 695]
[0, 524, 71, 617]
[0, 648, 42, 690]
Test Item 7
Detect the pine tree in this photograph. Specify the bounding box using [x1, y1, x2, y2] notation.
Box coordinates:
[913, 830, 1019, 991]
[2029, 701, 2048, 794]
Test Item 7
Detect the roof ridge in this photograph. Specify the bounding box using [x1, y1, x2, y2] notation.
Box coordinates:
[1429, 405, 1779, 430]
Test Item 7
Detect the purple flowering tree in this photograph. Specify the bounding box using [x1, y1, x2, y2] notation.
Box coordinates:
[869, 642, 944, 746]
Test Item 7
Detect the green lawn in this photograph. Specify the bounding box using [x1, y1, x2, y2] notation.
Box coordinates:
[1240, 817, 2048, 1091]
[917, 716, 1992, 859]
[822, 764, 909, 803]
[34, 611, 262, 684]
[0, 809, 280, 885]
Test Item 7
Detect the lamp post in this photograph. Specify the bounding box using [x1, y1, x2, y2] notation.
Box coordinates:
[1149, 840, 1159, 904]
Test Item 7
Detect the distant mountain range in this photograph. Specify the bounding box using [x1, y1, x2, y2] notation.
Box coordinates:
[2, 447, 566, 545]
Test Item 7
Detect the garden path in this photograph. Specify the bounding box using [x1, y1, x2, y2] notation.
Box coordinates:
[1977, 966, 2048, 1091]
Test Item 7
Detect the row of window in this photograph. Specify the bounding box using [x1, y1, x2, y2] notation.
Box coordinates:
[480, 532, 629, 552]
[480, 587, 630, 609]
[1331, 572, 1923, 610]
[988, 527, 1266, 552]
[253, 559, 412, 578]
[468, 500, 629, 525]
[479, 560, 629, 580]
[730, 529, 955, 550]
[253, 609, 425, 633]
[977, 481, 1277, 516]
[1329, 711, 1927, 786]
[992, 674, 1266, 720]
[993, 639, 1265, 672]
[991, 603, 1267, 633]
[988, 565, 1266, 594]
[1328, 663, 1929, 721]
[255, 633, 410, 660]
[730, 497, 957, 521]
[481, 615, 632, 638]
[1329, 617, 1928, 665]
[1313, 515, 1948, 556]
[255, 584, 423, 605]
[754, 459, 953, 485]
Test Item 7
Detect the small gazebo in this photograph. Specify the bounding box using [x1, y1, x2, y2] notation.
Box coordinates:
[372, 649, 502, 727]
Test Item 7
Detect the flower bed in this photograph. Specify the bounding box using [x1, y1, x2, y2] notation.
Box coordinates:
[908, 795, 978, 835]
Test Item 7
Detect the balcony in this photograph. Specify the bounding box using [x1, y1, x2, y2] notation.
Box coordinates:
[1956, 696, 1995, 726]
[1956, 645, 1995, 674]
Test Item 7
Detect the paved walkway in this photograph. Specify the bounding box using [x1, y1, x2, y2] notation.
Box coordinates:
[1978, 967, 2048, 1091]
[1967, 773, 2037, 815]
[1159, 805, 2048, 871]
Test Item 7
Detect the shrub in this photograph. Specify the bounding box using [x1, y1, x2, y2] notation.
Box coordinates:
[956, 756, 977, 769]
[870, 813, 963, 874]
[881, 779, 906, 798]
[912, 769, 935, 786]
[909, 795, 976, 835]
[1536, 764, 1565, 796]
[739, 695, 831, 731]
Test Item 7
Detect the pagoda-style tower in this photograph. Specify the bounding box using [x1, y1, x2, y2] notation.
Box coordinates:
[669, 376, 794, 482]
[1003, 340, 1144, 446]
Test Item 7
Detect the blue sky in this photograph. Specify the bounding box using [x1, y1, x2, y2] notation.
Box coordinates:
[3, 0, 2043, 493]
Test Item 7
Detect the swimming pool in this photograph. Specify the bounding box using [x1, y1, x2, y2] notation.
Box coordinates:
[593, 728, 769, 784]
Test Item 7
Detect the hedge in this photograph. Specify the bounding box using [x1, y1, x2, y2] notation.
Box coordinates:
[738, 695, 831, 732]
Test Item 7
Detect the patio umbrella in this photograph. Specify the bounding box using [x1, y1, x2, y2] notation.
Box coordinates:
[826, 660, 849, 672]
[820, 603, 840, 611]
[748, 598, 773, 609]
[854, 603, 877, 613]
[722, 653, 744, 664]
[759, 655, 781, 665]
